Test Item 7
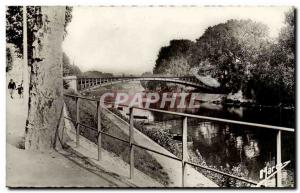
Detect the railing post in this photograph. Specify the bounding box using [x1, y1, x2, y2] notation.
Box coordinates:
[182, 116, 188, 187]
[129, 107, 135, 179]
[97, 101, 102, 161]
[276, 130, 282, 187]
[75, 77, 79, 92]
[76, 97, 80, 147]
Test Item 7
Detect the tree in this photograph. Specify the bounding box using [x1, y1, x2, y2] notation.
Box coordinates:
[250, 9, 295, 105]
[278, 9, 295, 64]
[64, 6, 73, 38]
[63, 52, 82, 76]
[6, 6, 72, 60]
[82, 71, 113, 78]
[194, 19, 270, 93]
[25, 6, 67, 151]
[140, 71, 159, 90]
[153, 39, 194, 75]
[6, 6, 23, 56]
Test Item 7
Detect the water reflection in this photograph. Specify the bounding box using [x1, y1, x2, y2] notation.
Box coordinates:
[152, 104, 295, 183]
[189, 121, 263, 180]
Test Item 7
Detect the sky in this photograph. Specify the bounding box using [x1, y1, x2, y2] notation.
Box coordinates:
[62, 6, 291, 75]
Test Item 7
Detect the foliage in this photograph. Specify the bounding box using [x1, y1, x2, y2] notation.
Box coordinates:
[278, 9, 295, 65]
[248, 9, 295, 105]
[6, 6, 72, 59]
[81, 70, 113, 78]
[62, 52, 114, 79]
[153, 14, 295, 106]
[64, 6, 73, 38]
[6, 6, 23, 56]
[63, 52, 82, 76]
[153, 39, 194, 75]
[111, 108, 182, 158]
[151, 40, 195, 91]
[194, 19, 270, 93]
[140, 71, 162, 90]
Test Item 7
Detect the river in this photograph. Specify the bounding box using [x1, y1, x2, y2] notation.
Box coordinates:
[151, 103, 295, 185]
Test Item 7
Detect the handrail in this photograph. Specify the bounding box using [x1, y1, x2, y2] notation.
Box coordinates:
[63, 93, 293, 187]
[64, 110, 256, 186]
[66, 114, 179, 160]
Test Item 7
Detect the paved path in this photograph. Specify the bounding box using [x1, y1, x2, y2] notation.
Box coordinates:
[63, 104, 164, 187]
[6, 92, 130, 187]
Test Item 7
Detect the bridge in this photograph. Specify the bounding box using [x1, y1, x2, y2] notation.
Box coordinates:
[63, 75, 216, 92]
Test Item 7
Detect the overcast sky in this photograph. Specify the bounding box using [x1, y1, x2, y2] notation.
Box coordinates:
[62, 6, 291, 75]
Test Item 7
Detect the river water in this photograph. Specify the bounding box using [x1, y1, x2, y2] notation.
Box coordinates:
[151, 103, 295, 185]
[87, 82, 295, 186]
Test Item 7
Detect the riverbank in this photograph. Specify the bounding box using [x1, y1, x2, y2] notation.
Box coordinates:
[64, 88, 218, 187]
[103, 105, 218, 187]
[79, 82, 295, 187]
[191, 92, 295, 110]
[111, 108, 254, 187]
[64, 89, 171, 186]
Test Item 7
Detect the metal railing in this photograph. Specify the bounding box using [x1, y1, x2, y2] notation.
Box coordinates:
[63, 75, 209, 91]
[63, 93, 294, 187]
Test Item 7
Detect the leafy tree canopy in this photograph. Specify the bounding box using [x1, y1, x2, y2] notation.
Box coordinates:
[194, 19, 270, 93]
[153, 39, 194, 75]
[6, 6, 73, 57]
[63, 52, 82, 76]
[6, 6, 23, 55]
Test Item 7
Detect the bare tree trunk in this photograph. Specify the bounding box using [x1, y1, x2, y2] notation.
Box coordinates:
[25, 6, 66, 151]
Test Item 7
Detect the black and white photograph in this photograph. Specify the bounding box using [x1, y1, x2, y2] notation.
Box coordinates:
[5, 5, 296, 189]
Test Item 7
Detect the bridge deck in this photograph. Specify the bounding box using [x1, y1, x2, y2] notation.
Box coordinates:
[63, 75, 216, 92]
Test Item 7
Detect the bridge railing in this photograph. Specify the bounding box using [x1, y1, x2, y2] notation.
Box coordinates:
[70, 75, 205, 91]
[63, 93, 294, 187]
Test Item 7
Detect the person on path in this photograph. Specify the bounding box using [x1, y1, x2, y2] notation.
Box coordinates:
[8, 79, 16, 99]
[17, 83, 24, 98]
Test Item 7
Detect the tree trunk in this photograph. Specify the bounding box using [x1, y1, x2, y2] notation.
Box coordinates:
[25, 6, 66, 151]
